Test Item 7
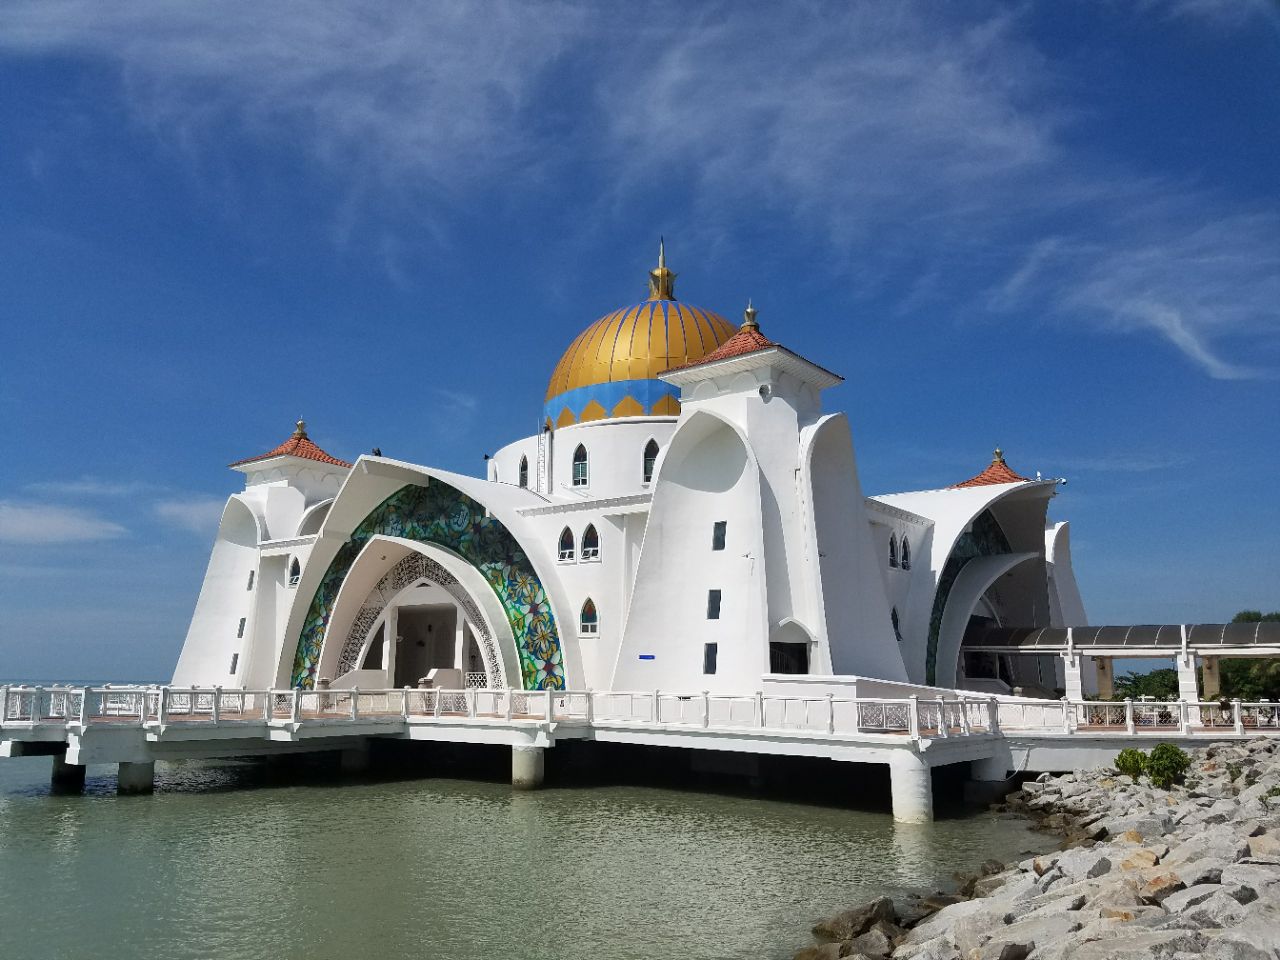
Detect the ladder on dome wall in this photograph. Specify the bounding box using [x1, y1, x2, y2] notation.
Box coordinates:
[535, 424, 548, 494]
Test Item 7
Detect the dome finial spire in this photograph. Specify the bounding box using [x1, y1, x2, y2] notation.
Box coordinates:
[993, 446, 1005, 464]
[647, 238, 677, 300]
[294, 418, 308, 438]
[742, 299, 759, 330]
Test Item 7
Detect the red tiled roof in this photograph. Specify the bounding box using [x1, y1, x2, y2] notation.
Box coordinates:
[229, 421, 352, 469]
[951, 449, 1031, 488]
[665, 307, 777, 373]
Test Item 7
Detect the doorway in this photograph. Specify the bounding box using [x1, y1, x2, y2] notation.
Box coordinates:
[394, 605, 458, 687]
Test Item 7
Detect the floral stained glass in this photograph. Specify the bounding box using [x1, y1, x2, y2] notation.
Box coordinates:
[291, 482, 565, 691]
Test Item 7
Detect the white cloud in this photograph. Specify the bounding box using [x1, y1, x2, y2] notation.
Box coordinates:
[25, 477, 161, 497]
[0, 1, 1274, 377]
[153, 497, 226, 535]
[0, 501, 128, 544]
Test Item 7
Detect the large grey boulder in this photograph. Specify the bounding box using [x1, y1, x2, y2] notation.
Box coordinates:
[1179, 890, 1249, 928]
[811, 896, 895, 941]
[1160, 884, 1225, 913]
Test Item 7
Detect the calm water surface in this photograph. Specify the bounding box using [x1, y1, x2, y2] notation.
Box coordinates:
[0, 757, 1044, 960]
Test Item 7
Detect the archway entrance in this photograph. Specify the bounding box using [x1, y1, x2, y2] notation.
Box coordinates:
[326, 549, 508, 690]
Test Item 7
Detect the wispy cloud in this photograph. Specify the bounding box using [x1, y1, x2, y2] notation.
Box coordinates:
[153, 496, 226, 535]
[25, 477, 161, 497]
[0, 1, 1274, 377]
[0, 501, 128, 544]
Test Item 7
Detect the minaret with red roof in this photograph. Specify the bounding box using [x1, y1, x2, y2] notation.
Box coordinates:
[229, 419, 351, 499]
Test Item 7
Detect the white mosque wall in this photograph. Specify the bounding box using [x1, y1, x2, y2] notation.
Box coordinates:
[491, 418, 679, 501]
[613, 410, 767, 692]
[172, 497, 262, 687]
[802, 414, 908, 681]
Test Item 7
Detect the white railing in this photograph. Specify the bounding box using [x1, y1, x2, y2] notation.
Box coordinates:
[5, 683, 1280, 745]
[995, 698, 1280, 736]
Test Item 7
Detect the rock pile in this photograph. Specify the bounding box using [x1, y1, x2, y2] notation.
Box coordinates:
[795, 738, 1280, 960]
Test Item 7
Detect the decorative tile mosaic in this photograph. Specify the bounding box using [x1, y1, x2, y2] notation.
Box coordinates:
[290, 482, 564, 690]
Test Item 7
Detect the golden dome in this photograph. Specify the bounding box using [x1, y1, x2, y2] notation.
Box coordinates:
[544, 243, 737, 428]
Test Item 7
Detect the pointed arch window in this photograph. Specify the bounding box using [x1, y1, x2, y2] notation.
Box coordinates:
[891, 607, 903, 642]
[558, 527, 575, 562]
[580, 598, 599, 635]
[289, 557, 302, 586]
[581, 523, 600, 561]
[900, 536, 912, 571]
[572, 444, 589, 487]
[518, 455, 529, 488]
[888, 534, 898, 569]
[643, 439, 659, 484]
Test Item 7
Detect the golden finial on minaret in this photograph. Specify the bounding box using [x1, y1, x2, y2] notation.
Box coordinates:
[742, 299, 759, 330]
[294, 418, 308, 438]
[647, 237, 677, 300]
[993, 447, 1005, 464]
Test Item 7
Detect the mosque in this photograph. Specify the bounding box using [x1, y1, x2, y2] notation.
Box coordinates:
[171, 246, 1089, 701]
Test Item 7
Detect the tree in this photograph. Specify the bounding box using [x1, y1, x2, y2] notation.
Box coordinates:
[1113, 667, 1179, 701]
[1218, 609, 1280, 701]
[1232, 610, 1280, 623]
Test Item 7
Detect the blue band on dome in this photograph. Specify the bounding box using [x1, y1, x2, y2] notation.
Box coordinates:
[544, 379, 679, 425]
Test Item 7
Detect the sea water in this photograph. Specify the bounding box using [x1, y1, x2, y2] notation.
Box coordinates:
[0, 757, 1042, 960]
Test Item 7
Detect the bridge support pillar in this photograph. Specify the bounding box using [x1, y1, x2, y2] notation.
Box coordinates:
[340, 742, 370, 775]
[889, 752, 933, 823]
[1202, 656, 1220, 700]
[117, 761, 155, 795]
[1177, 653, 1200, 703]
[1061, 654, 1083, 701]
[50, 754, 86, 793]
[1095, 657, 1114, 700]
[511, 745, 545, 790]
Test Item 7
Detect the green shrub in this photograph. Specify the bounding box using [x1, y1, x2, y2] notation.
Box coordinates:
[1147, 743, 1191, 789]
[1114, 748, 1147, 779]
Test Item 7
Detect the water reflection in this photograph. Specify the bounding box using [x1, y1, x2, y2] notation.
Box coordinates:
[0, 757, 1044, 960]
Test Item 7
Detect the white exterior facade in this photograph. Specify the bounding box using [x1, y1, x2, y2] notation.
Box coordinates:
[172, 264, 1088, 699]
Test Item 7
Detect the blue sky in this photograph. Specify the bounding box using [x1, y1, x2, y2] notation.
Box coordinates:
[1, 1, 1277, 681]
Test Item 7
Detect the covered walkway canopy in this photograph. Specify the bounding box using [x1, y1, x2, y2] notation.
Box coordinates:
[964, 622, 1280, 656]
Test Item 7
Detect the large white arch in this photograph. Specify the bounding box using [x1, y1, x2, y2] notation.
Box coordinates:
[315, 535, 519, 688]
[935, 551, 1038, 689]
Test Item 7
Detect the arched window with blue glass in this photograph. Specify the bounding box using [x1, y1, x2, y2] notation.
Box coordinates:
[572, 444, 589, 487]
[558, 526, 575, 562]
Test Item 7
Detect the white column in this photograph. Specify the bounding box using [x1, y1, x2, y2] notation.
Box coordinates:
[454, 607, 466, 671]
[511, 745, 545, 789]
[1061, 653, 1083, 702]
[889, 751, 933, 823]
[1176, 653, 1199, 703]
[117, 761, 155, 795]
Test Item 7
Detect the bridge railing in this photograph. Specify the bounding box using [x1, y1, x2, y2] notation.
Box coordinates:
[995, 698, 1280, 735]
[0, 684, 999, 742]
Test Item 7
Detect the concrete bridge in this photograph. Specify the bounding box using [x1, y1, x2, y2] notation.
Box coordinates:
[3, 684, 1278, 821]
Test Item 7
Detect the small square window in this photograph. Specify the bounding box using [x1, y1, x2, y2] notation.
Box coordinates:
[229, 653, 239, 675]
[706, 589, 722, 620]
[703, 643, 718, 675]
[237, 617, 246, 639]
[712, 521, 727, 551]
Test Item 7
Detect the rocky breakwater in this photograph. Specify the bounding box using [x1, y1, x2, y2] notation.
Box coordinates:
[794, 737, 1280, 960]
